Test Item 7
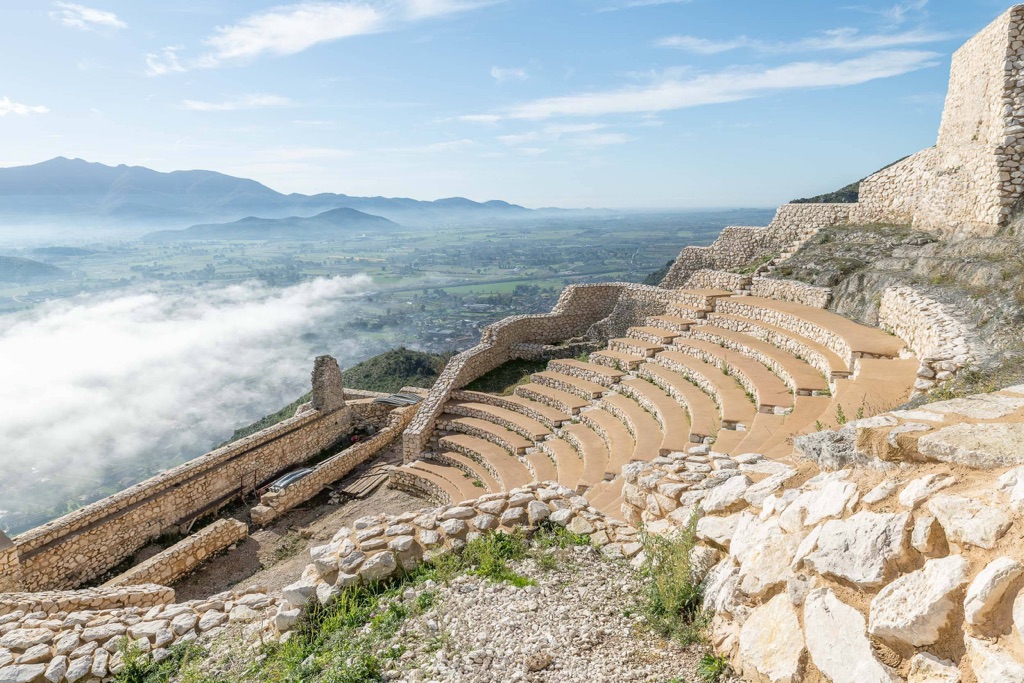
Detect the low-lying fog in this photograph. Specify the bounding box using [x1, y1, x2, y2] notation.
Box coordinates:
[0, 275, 381, 534]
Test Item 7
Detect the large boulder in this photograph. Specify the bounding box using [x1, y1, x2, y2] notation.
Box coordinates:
[737, 593, 806, 683]
[927, 494, 1011, 550]
[804, 588, 899, 683]
[963, 556, 1024, 626]
[965, 636, 1024, 682]
[868, 556, 970, 647]
[803, 511, 910, 588]
[918, 422, 1024, 468]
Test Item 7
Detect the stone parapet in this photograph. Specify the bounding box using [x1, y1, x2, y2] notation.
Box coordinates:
[103, 519, 249, 588]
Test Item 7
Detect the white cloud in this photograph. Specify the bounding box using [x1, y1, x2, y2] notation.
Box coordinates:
[498, 122, 625, 149]
[0, 277, 372, 533]
[0, 97, 49, 116]
[181, 94, 293, 111]
[49, 2, 127, 31]
[491, 66, 528, 82]
[458, 114, 503, 124]
[507, 50, 940, 119]
[657, 28, 948, 54]
[386, 138, 476, 153]
[152, 1, 500, 73]
[599, 0, 692, 11]
[145, 47, 185, 76]
[881, 0, 929, 25]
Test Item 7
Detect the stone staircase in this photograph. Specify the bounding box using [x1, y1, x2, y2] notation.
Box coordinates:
[392, 290, 919, 520]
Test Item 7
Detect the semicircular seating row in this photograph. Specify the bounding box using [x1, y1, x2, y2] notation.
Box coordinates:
[392, 289, 919, 520]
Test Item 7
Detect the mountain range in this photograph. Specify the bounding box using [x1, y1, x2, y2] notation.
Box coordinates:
[144, 207, 400, 242]
[0, 157, 558, 235]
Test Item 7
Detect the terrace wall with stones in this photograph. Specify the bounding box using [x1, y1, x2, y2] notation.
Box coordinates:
[401, 283, 626, 463]
[749, 277, 832, 308]
[102, 519, 249, 589]
[659, 204, 852, 290]
[853, 5, 1024, 236]
[619, 385, 1024, 683]
[2, 356, 361, 593]
[879, 286, 976, 394]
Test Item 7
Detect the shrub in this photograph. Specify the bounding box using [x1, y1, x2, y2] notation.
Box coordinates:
[639, 516, 708, 645]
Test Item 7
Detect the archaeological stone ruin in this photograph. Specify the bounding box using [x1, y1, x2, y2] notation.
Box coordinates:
[7, 5, 1024, 683]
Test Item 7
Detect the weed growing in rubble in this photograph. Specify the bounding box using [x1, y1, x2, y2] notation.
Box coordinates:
[114, 641, 206, 683]
[639, 516, 708, 646]
[697, 653, 731, 682]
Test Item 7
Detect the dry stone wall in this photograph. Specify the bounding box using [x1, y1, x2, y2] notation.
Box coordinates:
[879, 286, 975, 394]
[749, 278, 831, 308]
[686, 270, 751, 292]
[853, 5, 1024, 235]
[660, 204, 851, 289]
[6, 362, 356, 592]
[251, 395, 423, 526]
[0, 584, 174, 618]
[620, 386, 1024, 683]
[103, 519, 248, 589]
[401, 283, 625, 463]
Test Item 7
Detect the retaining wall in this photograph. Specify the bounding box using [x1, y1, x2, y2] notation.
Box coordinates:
[878, 286, 975, 393]
[749, 278, 832, 308]
[401, 284, 625, 462]
[8, 402, 354, 592]
[252, 395, 423, 525]
[660, 204, 852, 289]
[0, 583, 174, 617]
[103, 519, 249, 589]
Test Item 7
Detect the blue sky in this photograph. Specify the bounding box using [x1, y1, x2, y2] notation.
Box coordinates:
[0, 0, 1014, 208]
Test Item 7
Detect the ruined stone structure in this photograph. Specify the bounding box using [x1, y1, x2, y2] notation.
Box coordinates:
[853, 5, 1024, 235]
[3, 7, 1024, 683]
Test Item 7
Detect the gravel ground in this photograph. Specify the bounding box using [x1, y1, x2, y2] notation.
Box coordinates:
[383, 544, 735, 683]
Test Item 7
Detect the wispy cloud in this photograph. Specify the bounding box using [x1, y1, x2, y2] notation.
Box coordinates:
[599, 0, 692, 12]
[657, 27, 949, 54]
[507, 50, 940, 119]
[386, 138, 476, 153]
[181, 94, 293, 111]
[49, 2, 127, 31]
[146, 47, 185, 76]
[458, 114, 503, 124]
[491, 66, 528, 82]
[150, 1, 500, 74]
[499, 122, 627, 148]
[0, 97, 49, 117]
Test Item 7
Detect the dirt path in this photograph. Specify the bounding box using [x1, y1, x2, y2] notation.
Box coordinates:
[172, 445, 427, 601]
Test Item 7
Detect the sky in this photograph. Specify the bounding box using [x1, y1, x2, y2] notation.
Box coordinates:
[0, 0, 1015, 208]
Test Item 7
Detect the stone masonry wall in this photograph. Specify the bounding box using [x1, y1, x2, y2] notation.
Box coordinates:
[854, 5, 1024, 235]
[103, 519, 249, 589]
[660, 204, 852, 289]
[879, 286, 975, 394]
[401, 283, 625, 462]
[9, 401, 354, 592]
[0, 535, 23, 593]
[749, 278, 832, 308]
[252, 395, 424, 526]
[686, 270, 751, 292]
[0, 584, 174, 618]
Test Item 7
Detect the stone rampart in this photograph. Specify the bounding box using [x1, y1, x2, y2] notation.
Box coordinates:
[749, 278, 831, 308]
[686, 270, 751, 292]
[0, 534, 21, 593]
[879, 286, 975, 393]
[252, 395, 423, 526]
[854, 5, 1024, 235]
[8, 394, 354, 592]
[103, 519, 249, 589]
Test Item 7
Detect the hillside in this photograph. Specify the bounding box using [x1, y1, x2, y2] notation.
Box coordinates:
[143, 207, 400, 242]
[0, 157, 540, 229]
[0, 255, 67, 283]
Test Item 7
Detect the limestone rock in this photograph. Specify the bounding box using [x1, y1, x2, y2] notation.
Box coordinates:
[965, 636, 1024, 682]
[928, 494, 1011, 549]
[925, 394, 1024, 420]
[0, 664, 46, 683]
[804, 588, 899, 683]
[738, 593, 806, 683]
[919, 422, 1024, 468]
[863, 479, 900, 505]
[868, 555, 970, 646]
[43, 656, 67, 683]
[778, 480, 858, 532]
[998, 466, 1024, 512]
[738, 530, 802, 599]
[63, 657, 91, 683]
[803, 511, 910, 588]
[696, 514, 739, 549]
[282, 576, 319, 609]
[743, 469, 797, 507]
[964, 556, 1024, 626]
[0, 631, 53, 650]
[898, 474, 956, 509]
[700, 474, 751, 513]
[907, 653, 960, 683]
[911, 516, 947, 557]
[360, 551, 398, 582]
